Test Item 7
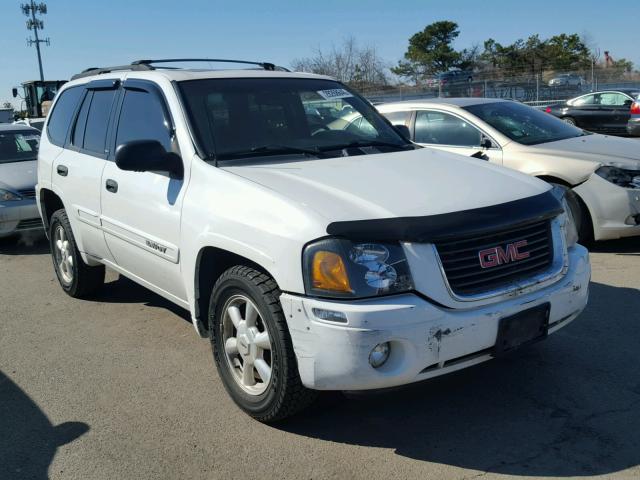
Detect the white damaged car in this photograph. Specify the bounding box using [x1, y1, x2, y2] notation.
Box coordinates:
[37, 60, 590, 421]
[378, 99, 640, 242]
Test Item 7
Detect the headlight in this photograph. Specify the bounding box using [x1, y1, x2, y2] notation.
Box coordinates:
[0, 189, 22, 201]
[561, 196, 579, 247]
[551, 186, 579, 248]
[595, 166, 638, 188]
[303, 238, 413, 298]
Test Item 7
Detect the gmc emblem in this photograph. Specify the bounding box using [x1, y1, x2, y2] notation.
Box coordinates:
[478, 240, 530, 269]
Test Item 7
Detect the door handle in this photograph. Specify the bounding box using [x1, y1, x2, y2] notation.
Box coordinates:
[56, 165, 68, 177]
[105, 179, 118, 193]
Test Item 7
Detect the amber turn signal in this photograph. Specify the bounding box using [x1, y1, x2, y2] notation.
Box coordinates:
[311, 250, 352, 293]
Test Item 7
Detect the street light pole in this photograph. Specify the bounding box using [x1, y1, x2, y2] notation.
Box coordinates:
[22, 1, 49, 82]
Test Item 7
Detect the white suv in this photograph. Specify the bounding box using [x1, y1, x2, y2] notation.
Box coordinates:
[37, 59, 591, 422]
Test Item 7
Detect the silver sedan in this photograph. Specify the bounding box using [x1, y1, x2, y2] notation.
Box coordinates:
[0, 124, 42, 238]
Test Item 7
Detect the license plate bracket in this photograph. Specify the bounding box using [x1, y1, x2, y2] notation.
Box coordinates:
[493, 303, 550, 357]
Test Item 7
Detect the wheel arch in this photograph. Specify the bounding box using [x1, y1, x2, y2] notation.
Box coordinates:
[39, 188, 65, 237]
[193, 246, 277, 336]
[536, 175, 594, 242]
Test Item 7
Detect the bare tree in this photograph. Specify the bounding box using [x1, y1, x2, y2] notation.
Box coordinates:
[292, 37, 389, 90]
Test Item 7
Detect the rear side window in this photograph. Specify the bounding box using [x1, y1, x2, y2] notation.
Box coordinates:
[383, 111, 411, 126]
[83, 89, 117, 154]
[116, 90, 171, 151]
[46, 86, 83, 146]
[71, 91, 92, 147]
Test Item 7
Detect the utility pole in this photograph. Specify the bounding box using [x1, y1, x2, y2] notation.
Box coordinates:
[21, 1, 49, 81]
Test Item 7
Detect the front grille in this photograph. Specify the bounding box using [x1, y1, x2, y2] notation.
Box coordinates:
[16, 218, 43, 230]
[18, 189, 36, 199]
[434, 219, 554, 296]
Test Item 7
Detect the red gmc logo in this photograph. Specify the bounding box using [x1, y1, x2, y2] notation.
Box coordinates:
[478, 240, 530, 269]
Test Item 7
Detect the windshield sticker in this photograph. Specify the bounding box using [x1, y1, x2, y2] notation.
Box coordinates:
[317, 89, 353, 100]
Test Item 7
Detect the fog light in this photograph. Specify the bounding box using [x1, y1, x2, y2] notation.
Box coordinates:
[312, 308, 347, 323]
[369, 342, 390, 368]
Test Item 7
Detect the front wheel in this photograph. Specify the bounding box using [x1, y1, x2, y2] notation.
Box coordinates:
[49, 209, 105, 298]
[209, 266, 317, 422]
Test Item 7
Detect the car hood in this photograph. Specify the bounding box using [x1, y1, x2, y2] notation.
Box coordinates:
[222, 148, 549, 222]
[0, 160, 37, 192]
[527, 134, 640, 170]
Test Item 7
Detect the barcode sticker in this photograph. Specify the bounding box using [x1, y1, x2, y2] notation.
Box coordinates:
[317, 89, 353, 100]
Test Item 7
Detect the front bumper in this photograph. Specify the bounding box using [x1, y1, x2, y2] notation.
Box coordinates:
[281, 244, 590, 391]
[0, 199, 42, 238]
[574, 174, 640, 241]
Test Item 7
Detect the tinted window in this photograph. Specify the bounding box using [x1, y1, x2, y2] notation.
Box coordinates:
[0, 131, 40, 164]
[116, 90, 171, 150]
[83, 89, 116, 154]
[414, 110, 481, 146]
[72, 91, 92, 147]
[383, 111, 410, 126]
[46, 86, 83, 146]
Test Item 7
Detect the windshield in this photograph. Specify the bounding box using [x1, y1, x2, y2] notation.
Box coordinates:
[464, 101, 585, 146]
[0, 130, 40, 164]
[178, 78, 410, 161]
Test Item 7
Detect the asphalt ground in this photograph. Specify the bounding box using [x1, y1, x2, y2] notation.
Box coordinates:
[1, 234, 639, 480]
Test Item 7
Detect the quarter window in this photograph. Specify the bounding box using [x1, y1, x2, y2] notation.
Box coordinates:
[414, 110, 481, 146]
[83, 89, 117, 154]
[116, 89, 171, 151]
[46, 86, 83, 146]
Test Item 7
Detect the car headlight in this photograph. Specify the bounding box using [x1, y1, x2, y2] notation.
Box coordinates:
[303, 238, 413, 298]
[0, 189, 22, 201]
[595, 166, 638, 188]
[551, 186, 579, 248]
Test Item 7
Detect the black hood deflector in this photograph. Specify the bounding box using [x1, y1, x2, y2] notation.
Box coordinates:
[326, 190, 563, 243]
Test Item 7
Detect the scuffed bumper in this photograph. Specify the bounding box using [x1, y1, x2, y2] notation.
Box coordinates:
[0, 200, 41, 238]
[574, 174, 640, 241]
[281, 245, 590, 391]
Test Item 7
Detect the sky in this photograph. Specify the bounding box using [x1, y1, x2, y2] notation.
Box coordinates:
[1, 0, 638, 108]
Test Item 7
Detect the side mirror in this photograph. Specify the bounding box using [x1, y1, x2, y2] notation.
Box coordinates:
[115, 140, 183, 179]
[12, 88, 18, 98]
[480, 138, 494, 149]
[394, 124, 411, 142]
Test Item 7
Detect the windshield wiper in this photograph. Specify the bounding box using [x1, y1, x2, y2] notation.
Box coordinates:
[218, 144, 325, 160]
[319, 140, 414, 151]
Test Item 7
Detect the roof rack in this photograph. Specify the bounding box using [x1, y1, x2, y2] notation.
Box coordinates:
[71, 58, 289, 80]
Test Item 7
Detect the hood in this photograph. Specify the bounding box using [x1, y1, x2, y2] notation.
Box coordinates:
[222, 148, 549, 222]
[528, 134, 640, 170]
[0, 160, 37, 192]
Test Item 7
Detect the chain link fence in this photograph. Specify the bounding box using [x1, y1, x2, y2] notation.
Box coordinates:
[361, 68, 640, 108]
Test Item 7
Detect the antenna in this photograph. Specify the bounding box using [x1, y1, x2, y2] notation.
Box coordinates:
[21, 1, 49, 81]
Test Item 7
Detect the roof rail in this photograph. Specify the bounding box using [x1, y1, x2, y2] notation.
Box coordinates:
[70, 63, 154, 80]
[133, 58, 289, 72]
[71, 58, 289, 80]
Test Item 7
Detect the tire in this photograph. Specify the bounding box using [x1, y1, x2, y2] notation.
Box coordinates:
[562, 116, 577, 126]
[49, 209, 105, 298]
[550, 184, 593, 244]
[208, 266, 317, 422]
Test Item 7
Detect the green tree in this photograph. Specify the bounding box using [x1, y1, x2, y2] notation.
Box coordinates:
[391, 21, 464, 82]
[479, 33, 591, 75]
